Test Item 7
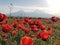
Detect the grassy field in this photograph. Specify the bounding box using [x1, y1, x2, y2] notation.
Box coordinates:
[0, 17, 60, 45]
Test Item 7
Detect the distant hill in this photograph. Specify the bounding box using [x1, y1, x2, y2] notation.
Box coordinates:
[7, 10, 53, 18]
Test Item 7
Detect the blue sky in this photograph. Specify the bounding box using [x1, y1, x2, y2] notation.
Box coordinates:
[0, 0, 48, 7]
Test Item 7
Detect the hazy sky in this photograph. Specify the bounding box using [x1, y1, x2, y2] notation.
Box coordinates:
[0, 0, 48, 7]
[0, 0, 60, 16]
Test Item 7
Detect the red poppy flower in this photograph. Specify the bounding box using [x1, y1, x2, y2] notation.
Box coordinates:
[30, 25, 38, 32]
[24, 17, 34, 25]
[20, 20, 26, 27]
[48, 26, 52, 35]
[22, 27, 29, 33]
[35, 20, 42, 26]
[24, 17, 30, 22]
[56, 43, 60, 45]
[1, 33, 6, 37]
[19, 24, 24, 29]
[12, 29, 18, 36]
[20, 20, 26, 24]
[20, 36, 34, 45]
[37, 30, 49, 41]
[51, 16, 59, 22]
[0, 13, 7, 22]
[39, 25, 46, 30]
[28, 20, 34, 25]
[2, 24, 11, 33]
[12, 21, 19, 28]
[2, 14, 7, 21]
[19, 24, 29, 33]
[12, 30, 17, 36]
[0, 21, 6, 24]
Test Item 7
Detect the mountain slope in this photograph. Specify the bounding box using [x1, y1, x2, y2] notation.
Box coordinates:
[7, 10, 53, 18]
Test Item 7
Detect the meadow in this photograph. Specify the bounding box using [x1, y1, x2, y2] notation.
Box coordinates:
[0, 13, 60, 45]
